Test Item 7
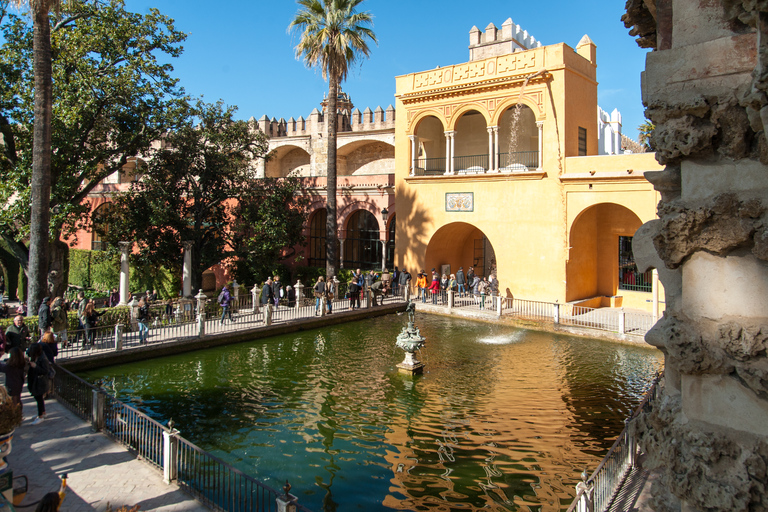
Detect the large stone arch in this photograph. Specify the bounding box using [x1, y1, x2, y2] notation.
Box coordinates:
[566, 203, 644, 303]
[336, 139, 394, 176]
[491, 94, 544, 126]
[265, 144, 311, 177]
[424, 222, 497, 280]
[338, 201, 385, 236]
[406, 109, 448, 135]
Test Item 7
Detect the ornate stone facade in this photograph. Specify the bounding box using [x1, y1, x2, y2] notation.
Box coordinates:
[624, 1, 768, 510]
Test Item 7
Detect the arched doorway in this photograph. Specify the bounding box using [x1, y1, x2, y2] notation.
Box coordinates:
[343, 210, 381, 269]
[424, 222, 497, 280]
[309, 209, 327, 268]
[566, 203, 646, 303]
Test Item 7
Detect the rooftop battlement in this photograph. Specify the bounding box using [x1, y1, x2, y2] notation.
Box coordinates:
[252, 104, 395, 139]
[469, 18, 542, 61]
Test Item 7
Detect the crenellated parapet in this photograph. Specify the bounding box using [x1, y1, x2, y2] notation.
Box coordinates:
[254, 104, 395, 140]
[469, 18, 542, 61]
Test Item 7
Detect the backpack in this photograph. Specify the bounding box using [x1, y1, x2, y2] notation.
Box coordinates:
[217, 290, 227, 305]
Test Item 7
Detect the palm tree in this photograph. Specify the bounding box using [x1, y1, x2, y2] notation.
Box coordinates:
[289, 0, 376, 279]
[10, 0, 59, 313]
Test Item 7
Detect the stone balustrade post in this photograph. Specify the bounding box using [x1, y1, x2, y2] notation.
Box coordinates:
[163, 423, 180, 484]
[114, 324, 123, 351]
[496, 295, 502, 316]
[447, 290, 454, 312]
[195, 289, 207, 337]
[554, 302, 560, 324]
[92, 389, 105, 432]
[320, 296, 327, 317]
[252, 284, 260, 314]
[264, 303, 273, 325]
[233, 280, 240, 302]
[295, 280, 304, 308]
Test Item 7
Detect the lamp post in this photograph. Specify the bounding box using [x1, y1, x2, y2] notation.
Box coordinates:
[381, 207, 389, 272]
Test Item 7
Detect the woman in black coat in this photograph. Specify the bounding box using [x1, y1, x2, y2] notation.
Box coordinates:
[27, 342, 53, 424]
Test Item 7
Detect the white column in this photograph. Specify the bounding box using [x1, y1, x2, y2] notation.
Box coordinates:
[339, 238, 345, 269]
[487, 126, 497, 173]
[381, 238, 387, 271]
[444, 131, 456, 175]
[182, 241, 193, 298]
[450, 131, 456, 174]
[256, 158, 266, 178]
[118, 241, 131, 306]
[494, 127, 500, 170]
[409, 135, 418, 176]
[536, 121, 544, 170]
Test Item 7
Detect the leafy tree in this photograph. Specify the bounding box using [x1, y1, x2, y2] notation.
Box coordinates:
[0, 0, 186, 302]
[289, 0, 376, 279]
[229, 177, 310, 286]
[97, 99, 309, 294]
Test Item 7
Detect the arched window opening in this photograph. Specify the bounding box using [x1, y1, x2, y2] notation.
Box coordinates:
[343, 210, 381, 270]
[91, 202, 116, 251]
[309, 209, 327, 268]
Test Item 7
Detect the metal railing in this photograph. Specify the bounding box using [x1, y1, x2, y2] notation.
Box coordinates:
[566, 374, 661, 512]
[413, 157, 446, 175]
[51, 364, 309, 511]
[498, 150, 539, 170]
[454, 154, 489, 173]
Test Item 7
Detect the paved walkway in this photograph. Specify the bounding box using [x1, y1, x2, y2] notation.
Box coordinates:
[7, 393, 209, 511]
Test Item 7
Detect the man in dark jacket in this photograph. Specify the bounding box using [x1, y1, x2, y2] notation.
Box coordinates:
[6, 315, 30, 352]
[271, 276, 282, 308]
[456, 267, 466, 297]
[261, 278, 274, 306]
[38, 296, 52, 335]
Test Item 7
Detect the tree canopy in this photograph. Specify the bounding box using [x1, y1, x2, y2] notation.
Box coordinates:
[97, 99, 310, 291]
[0, 0, 186, 295]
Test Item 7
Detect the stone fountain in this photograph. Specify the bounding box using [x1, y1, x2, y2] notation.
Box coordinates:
[396, 301, 425, 373]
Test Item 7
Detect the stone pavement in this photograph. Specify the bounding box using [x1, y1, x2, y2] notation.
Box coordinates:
[7, 393, 209, 511]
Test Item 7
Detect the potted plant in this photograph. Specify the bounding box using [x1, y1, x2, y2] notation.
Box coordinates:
[0, 386, 22, 473]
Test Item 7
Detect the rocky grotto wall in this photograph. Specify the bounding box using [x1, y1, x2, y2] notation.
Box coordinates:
[623, 1, 768, 511]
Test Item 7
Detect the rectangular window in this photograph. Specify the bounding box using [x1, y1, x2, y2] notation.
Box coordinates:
[618, 236, 652, 292]
[578, 127, 587, 156]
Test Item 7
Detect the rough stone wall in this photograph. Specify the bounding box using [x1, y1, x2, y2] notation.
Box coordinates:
[624, 1, 768, 510]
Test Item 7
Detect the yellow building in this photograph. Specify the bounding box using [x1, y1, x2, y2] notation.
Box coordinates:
[393, 20, 663, 313]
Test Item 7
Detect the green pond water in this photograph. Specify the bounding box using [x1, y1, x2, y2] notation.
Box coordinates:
[80, 314, 663, 512]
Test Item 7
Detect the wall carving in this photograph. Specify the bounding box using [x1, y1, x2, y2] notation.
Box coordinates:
[411, 52, 539, 92]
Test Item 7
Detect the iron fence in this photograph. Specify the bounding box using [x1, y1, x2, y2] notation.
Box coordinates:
[566, 374, 661, 512]
[454, 154, 489, 173]
[50, 364, 313, 511]
[414, 157, 446, 175]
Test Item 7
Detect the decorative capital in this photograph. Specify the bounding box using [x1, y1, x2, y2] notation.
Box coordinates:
[182, 240, 194, 251]
[118, 241, 131, 253]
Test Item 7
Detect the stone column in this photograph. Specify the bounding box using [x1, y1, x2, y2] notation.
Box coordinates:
[409, 135, 418, 176]
[380, 238, 387, 272]
[536, 121, 544, 170]
[444, 131, 456, 174]
[624, 4, 768, 510]
[339, 239, 345, 269]
[118, 242, 131, 306]
[182, 241, 193, 298]
[255, 158, 266, 179]
[487, 126, 497, 173]
[494, 126, 500, 170]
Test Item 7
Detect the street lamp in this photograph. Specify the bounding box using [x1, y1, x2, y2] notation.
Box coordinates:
[381, 207, 388, 223]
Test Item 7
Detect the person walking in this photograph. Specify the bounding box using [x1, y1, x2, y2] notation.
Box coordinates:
[470, 274, 481, 304]
[326, 277, 335, 314]
[83, 301, 105, 349]
[51, 297, 68, 348]
[5, 315, 30, 353]
[416, 271, 427, 303]
[27, 342, 54, 424]
[137, 297, 150, 344]
[313, 276, 326, 315]
[456, 267, 466, 297]
[392, 266, 400, 295]
[398, 269, 411, 298]
[40, 331, 58, 365]
[348, 278, 360, 310]
[272, 276, 283, 308]
[428, 273, 440, 304]
[286, 285, 296, 308]
[0, 347, 26, 413]
[261, 278, 274, 308]
[38, 296, 52, 336]
[218, 285, 234, 324]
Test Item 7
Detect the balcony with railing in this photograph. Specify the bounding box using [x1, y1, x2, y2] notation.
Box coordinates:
[411, 151, 540, 177]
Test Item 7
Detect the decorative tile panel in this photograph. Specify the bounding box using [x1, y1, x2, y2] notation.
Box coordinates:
[446, 192, 474, 212]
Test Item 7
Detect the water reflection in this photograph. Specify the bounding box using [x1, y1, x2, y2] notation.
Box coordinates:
[82, 315, 662, 511]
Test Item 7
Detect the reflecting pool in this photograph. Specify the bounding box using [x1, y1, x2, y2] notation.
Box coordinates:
[80, 314, 662, 511]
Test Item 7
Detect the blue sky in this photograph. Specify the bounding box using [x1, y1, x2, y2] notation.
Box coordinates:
[12, 0, 651, 139]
